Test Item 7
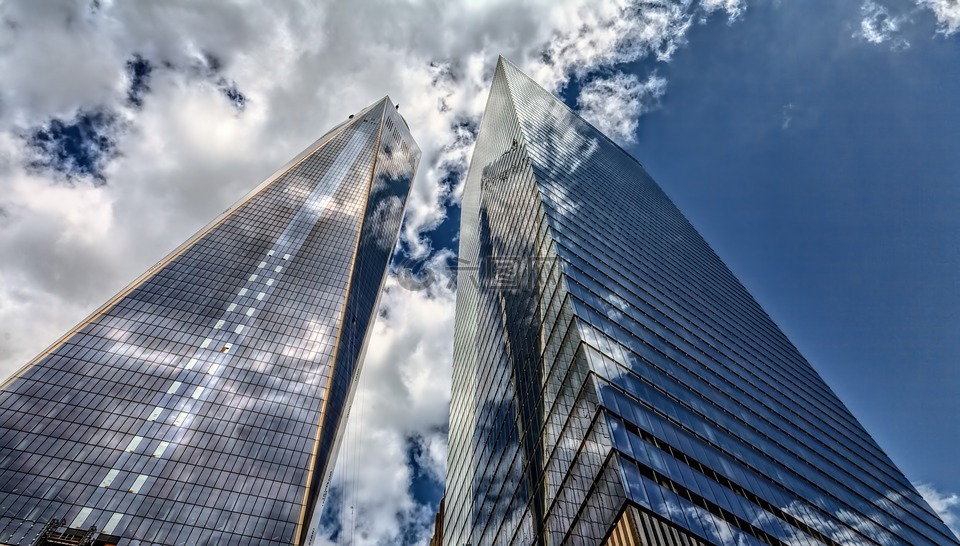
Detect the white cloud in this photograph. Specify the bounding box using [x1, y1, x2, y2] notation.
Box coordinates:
[856, 0, 911, 49]
[523, 0, 742, 92]
[854, 0, 959, 44]
[701, 0, 746, 21]
[915, 483, 960, 539]
[577, 72, 667, 144]
[314, 274, 456, 545]
[918, 0, 960, 34]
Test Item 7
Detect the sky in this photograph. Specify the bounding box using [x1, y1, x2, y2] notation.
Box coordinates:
[0, 0, 957, 544]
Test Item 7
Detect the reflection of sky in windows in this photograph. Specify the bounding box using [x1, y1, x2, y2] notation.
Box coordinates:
[0, 98, 420, 545]
[445, 58, 959, 546]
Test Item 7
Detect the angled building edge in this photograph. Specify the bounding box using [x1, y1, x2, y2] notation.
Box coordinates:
[0, 97, 420, 546]
[441, 56, 959, 546]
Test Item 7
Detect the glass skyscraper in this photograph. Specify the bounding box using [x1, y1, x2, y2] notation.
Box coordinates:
[0, 97, 419, 546]
[443, 57, 959, 545]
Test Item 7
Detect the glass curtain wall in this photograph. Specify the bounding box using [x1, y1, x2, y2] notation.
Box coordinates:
[443, 57, 959, 546]
[0, 97, 420, 546]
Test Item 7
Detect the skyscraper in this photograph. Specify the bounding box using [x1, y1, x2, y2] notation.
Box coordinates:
[443, 57, 958, 545]
[0, 97, 420, 546]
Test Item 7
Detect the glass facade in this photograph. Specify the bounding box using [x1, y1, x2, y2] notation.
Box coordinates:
[443, 57, 959, 545]
[0, 97, 420, 546]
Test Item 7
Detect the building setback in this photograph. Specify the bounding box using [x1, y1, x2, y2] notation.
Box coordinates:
[0, 97, 419, 546]
[441, 57, 959, 545]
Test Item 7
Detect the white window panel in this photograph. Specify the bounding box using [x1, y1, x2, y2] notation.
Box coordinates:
[249, 274, 258, 282]
[268, 250, 275, 256]
[283, 254, 290, 260]
[153, 441, 170, 458]
[71, 507, 93, 529]
[258, 261, 266, 268]
[227, 303, 237, 312]
[234, 325, 244, 334]
[129, 475, 148, 494]
[257, 292, 266, 300]
[214, 320, 225, 329]
[102, 513, 124, 535]
[191, 387, 204, 400]
[199, 338, 212, 349]
[221, 343, 233, 354]
[185, 358, 198, 370]
[166, 381, 182, 395]
[124, 436, 143, 453]
[147, 407, 163, 421]
[246, 308, 255, 316]
[274, 266, 282, 272]
[173, 412, 189, 427]
[207, 364, 221, 375]
[99, 469, 119, 488]
[238, 288, 248, 296]
[266, 279, 275, 286]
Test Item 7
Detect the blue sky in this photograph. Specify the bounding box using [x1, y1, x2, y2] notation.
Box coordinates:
[0, 0, 957, 543]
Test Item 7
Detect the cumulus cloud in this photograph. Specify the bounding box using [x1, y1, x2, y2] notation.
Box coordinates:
[855, 0, 911, 49]
[520, 0, 741, 148]
[915, 483, 960, 539]
[577, 72, 667, 144]
[525, 0, 743, 91]
[917, 0, 960, 34]
[314, 274, 456, 545]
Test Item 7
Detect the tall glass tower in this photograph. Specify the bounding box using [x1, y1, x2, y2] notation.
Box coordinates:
[0, 97, 419, 546]
[443, 57, 959, 546]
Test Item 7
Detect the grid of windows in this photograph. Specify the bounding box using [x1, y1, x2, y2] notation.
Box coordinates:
[0, 97, 420, 546]
[443, 57, 959, 545]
